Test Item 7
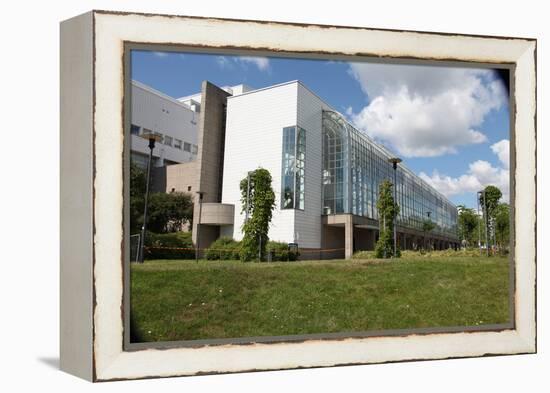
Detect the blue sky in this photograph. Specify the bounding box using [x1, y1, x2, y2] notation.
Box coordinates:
[131, 50, 510, 209]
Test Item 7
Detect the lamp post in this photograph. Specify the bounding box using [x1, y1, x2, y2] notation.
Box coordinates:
[477, 191, 482, 256]
[388, 157, 402, 257]
[195, 191, 205, 263]
[479, 189, 489, 257]
[245, 171, 252, 223]
[137, 132, 162, 263]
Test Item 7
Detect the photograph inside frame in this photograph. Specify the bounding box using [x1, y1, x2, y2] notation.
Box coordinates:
[126, 47, 513, 345]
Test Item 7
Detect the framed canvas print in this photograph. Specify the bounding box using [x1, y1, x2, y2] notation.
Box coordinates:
[60, 10, 537, 382]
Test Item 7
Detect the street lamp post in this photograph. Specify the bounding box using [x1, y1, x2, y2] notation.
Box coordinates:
[388, 157, 402, 257]
[478, 189, 489, 257]
[483, 190, 490, 257]
[195, 191, 205, 263]
[477, 191, 482, 256]
[137, 132, 162, 263]
[245, 171, 252, 223]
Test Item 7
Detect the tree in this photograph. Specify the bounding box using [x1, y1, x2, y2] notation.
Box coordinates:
[479, 185, 503, 253]
[130, 163, 193, 234]
[494, 203, 510, 253]
[479, 185, 502, 220]
[239, 168, 276, 262]
[422, 219, 436, 251]
[130, 163, 147, 234]
[375, 180, 400, 258]
[146, 192, 193, 233]
[457, 205, 478, 247]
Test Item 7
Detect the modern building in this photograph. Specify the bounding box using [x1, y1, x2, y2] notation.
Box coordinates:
[130, 80, 200, 168]
[143, 79, 459, 259]
[131, 80, 253, 170]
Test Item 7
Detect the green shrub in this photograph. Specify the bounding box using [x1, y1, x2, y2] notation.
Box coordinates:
[374, 230, 400, 258]
[267, 241, 299, 261]
[205, 237, 241, 260]
[144, 231, 194, 260]
[354, 248, 484, 260]
[352, 250, 377, 260]
[400, 248, 487, 259]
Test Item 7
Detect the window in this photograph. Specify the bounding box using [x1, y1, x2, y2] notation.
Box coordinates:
[142, 128, 152, 135]
[187, 186, 192, 192]
[164, 135, 173, 146]
[183, 142, 191, 152]
[281, 126, 306, 210]
[130, 124, 140, 135]
[192, 144, 198, 154]
[153, 131, 163, 143]
[130, 152, 148, 169]
[174, 139, 182, 149]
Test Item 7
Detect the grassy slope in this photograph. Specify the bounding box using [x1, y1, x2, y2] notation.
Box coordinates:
[130, 257, 510, 343]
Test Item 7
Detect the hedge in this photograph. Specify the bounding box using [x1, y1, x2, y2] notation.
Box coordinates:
[266, 241, 299, 261]
[144, 231, 194, 259]
[204, 238, 300, 261]
[205, 237, 241, 260]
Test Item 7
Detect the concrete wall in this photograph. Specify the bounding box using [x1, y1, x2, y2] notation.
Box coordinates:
[321, 225, 345, 259]
[200, 203, 235, 225]
[151, 161, 198, 194]
[192, 81, 231, 248]
[221, 81, 299, 243]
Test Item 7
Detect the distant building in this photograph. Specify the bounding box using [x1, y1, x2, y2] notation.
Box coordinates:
[130, 81, 199, 168]
[138, 79, 459, 259]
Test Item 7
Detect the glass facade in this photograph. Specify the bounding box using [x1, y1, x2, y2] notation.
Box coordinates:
[322, 110, 458, 239]
[281, 126, 306, 210]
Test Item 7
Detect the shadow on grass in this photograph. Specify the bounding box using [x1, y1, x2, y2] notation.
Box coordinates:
[130, 312, 146, 343]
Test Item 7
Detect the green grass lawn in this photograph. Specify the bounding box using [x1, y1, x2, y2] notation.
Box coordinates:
[130, 256, 510, 343]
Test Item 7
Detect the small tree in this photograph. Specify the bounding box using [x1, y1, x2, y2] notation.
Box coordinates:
[146, 192, 193, 233]
[458, 205, 478, 247]
[239, 168, 276, 262]
[479, 185, 503, 253]
[375, 180, 400, 258]
[129, 163, 147, 234]
[494, 203, 510, 254]
[422, 219, 436, 251]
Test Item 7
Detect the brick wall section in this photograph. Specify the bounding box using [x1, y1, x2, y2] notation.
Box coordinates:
[151, 161, 198, 194]
[192, 81, 231, 248]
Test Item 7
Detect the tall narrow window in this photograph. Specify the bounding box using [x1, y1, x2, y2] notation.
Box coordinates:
[281, 126, 305, 209]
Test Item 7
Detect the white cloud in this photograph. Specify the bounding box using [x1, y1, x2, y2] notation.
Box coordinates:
[347, 63, 507, 158]
[236, 56, 270, 71]
[419, 139, 510, 203]
[490, 139, 510, 169]
[216, 56, 232, 69]
[215, 55, 270, 72]
[153, 51, 169, 58]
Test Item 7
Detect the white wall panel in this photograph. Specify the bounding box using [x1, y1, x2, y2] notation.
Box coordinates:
[222, 82, 299, 243]
[295, 83, 331, 248]
[131, 81, 199, 165]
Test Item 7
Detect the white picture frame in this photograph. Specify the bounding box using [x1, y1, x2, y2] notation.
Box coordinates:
[60, 10, 536, 381]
